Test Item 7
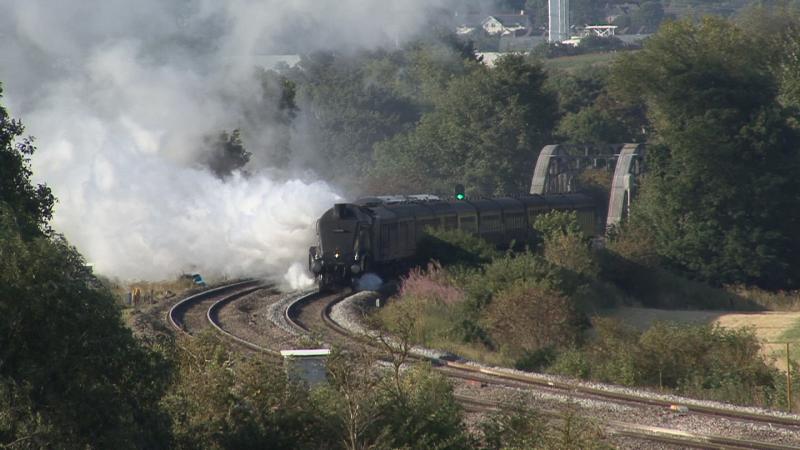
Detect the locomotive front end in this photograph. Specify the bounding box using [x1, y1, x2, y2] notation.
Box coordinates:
[309, 204, 371, 289]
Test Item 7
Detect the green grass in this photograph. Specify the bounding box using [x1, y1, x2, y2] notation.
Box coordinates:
[772, 319, 800, 370]
[780, 318, 800, 342]
[543, 51, 623, 72]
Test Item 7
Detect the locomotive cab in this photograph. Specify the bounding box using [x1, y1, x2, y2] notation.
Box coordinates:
[309, 203, 372, 289]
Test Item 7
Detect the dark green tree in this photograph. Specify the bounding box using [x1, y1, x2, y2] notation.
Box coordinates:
[284, 51, 422, 183]
[0, 86, 172, 448]
[612, 18, 800, 288]
[631, 1, 666, 32]
[372, 54, 557, 196]
[0, 87, 54, 238]
[203, 129, 251, 179]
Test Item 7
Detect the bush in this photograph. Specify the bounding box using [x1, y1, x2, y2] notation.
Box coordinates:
[515, 346, 558, 372]
[163, 332, 329, 450]
[472, 250, 583, 301]
[548, 318, 787, 407]
[480, 403, 546, 450]
[418, 228, 498, 268]
[548, 348, 590, 379]
[399, 261, 465, 306]
[479, 402, 612, 450]
[484, 282, 582, 359]
[598, 249, 756, 309]
[534, 210, 600, 279]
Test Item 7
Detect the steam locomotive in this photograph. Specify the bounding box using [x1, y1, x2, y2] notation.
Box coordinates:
[308, 193, 596, 290]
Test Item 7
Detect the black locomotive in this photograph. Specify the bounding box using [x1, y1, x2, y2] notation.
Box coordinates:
[308, 193, 596, 289]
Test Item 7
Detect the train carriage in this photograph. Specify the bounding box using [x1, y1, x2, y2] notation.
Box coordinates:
[310, 193, 596, 289]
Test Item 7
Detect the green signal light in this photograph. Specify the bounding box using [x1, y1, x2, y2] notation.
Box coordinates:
[454, 184, 466, 200]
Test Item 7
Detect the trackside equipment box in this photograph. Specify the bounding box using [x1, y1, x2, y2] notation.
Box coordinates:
[280, 349, 331, 386]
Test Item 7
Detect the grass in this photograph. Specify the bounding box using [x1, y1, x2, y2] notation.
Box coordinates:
[780, 318, 800, 342]
[542, 51, 623, 72]
[105, 276, 197, 309]
[775, 319, 800, 371]
[726, 285, 800, 311]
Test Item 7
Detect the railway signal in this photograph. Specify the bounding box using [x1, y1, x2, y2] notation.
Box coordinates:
[454, 184, 465, 200]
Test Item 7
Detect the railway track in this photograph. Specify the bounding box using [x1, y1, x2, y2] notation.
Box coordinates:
[169, 284, 800, 448]
[456, 395, 797, 450]
[167, 279, 264, 335]
[291, 289, 800, 449]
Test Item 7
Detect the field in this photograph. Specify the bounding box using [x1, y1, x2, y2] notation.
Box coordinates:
[542, 51, 622, 72]
[604, 307, 800, 370]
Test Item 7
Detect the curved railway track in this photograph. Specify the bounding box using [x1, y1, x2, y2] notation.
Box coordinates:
[169, 284, 800, 449]
[283, 289, 800, 449]
[456, 395, 796, 450]
[167, 280, 264, 334]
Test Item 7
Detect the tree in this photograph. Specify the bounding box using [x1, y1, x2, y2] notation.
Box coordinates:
[372, 54, 558, 196]
[162, 333, 328, 449]
[319, 348, 470, 450]
[736, 4, 800, 110]
[0, 85, 54, 238]
[283, 50, 422, 184]
[0, 86, 171, 448]
[612, 18, 800, 288]
[203, 129, 251, 179]
[631, 1, 665, 32]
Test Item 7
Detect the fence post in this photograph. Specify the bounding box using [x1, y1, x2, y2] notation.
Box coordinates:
[788, 342, 793, 413]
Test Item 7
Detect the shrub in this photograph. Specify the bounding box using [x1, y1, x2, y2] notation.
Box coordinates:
[548, 348, 590, 379]
[598, 249, 750, 309]
[548, 319, 787, 407]
[480, 403, 546, 450]
[579, 318, 641, 386]
[534, 210, 600, 279]
[484, 281, 582, 358]
[418, 228, 498, 268]
[477, 250, 582, 300]
[543, 232, 600, 279]
[515, 346, 558, 372]
[399, 261, 465, 306]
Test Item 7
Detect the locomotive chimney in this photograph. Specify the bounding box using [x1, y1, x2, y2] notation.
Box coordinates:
[333, 203, 347, 219]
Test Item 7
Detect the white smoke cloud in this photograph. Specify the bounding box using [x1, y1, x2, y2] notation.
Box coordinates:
[0, 0, 447, 287]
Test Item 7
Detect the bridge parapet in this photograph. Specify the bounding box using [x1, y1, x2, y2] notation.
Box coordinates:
[530, 143, 645, 230]
[606, 143, 645, 229]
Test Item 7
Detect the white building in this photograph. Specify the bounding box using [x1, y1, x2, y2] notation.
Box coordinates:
[548, 0, 570, 42]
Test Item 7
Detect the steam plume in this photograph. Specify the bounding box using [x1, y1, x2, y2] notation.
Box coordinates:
[0, 0, 446, 287]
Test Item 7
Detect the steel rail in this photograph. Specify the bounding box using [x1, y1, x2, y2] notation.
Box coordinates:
[311, 290, 800, 439]
[455, 395, 800, 450]
[205, 286, 278, 355]
[284, 290, 326, 333]
[167, 279, 261, 334]
[444, 361, 800, 428]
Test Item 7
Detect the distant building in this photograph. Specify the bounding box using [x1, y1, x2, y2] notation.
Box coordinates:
[455, 11, 531, 37]
[548, 0, 569, 42]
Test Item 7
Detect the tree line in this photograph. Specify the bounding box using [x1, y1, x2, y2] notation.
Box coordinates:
[217, 6, 800, 290]
[0, 84, 611, 448]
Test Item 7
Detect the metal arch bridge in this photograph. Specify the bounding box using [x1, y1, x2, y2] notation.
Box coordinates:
[529, 143, 645, 229]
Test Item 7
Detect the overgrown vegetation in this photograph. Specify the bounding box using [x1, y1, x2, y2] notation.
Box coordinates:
[549, 319, 800, 408]
[1, 84, 617, 448]
[376, 208, 800, 408]
[7, 3, 800, 445]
